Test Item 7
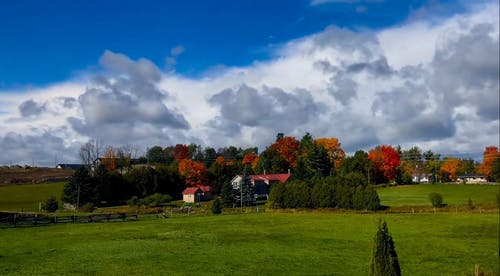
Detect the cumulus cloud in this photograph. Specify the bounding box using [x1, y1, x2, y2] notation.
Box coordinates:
[69, 50, 190, 145]
[18, 99, 46, 117]
[0, 1, 498, 165]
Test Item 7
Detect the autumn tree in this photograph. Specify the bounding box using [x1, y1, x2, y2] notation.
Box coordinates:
[102, 146, 116, 171]
[178, 159, 207, 186]
[478, 146, 500, 181]
[173, 144, 189, 160]
[271, 134, 299, 168]
[440, 157, 463, 181]
[368, 146, 400, 184]
[315, 137, 346, 170]
[242, 153, 259, 170]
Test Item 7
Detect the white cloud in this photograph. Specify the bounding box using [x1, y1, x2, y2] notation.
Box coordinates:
[0, 1, 498, 165]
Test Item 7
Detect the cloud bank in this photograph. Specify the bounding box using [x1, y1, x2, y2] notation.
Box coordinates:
[0, 1, 498, 165]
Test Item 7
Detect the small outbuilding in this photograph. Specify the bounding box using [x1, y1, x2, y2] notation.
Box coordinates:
[182, 185, 213, 203]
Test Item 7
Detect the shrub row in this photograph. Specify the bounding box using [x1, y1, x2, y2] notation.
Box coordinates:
[268, 173, 381, 210]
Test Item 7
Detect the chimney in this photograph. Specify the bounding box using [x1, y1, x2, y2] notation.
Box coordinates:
[288, 169, 291, 175]
[263, 169, 266, 175]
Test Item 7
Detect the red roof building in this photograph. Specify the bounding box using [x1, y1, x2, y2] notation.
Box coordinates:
[182, 185, 213, 203]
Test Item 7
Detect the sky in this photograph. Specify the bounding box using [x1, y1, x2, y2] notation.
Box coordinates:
[0, 0, 498, 166]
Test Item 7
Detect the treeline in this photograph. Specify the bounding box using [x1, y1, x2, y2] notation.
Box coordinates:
[65, 133, 499, 208]
[268, 173, 380, 210]
[63, 164, 184, 208]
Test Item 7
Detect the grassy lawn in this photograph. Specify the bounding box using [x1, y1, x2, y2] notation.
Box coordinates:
[377, 184, 500, 207]
[0, 182, 65, 212]
[0, 212, 497, 275]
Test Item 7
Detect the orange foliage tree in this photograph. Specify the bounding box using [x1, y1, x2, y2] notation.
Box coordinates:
[242, 153, 259, 169]
[215, 156, 225, 165]
[178, 159, 207, 186]
[440, 157, 463, 181]
[102, 146, 116, 171]
[478, 146, 500, 179]
[315, 137, 346, 169]
[269, 136, 299, 168]
[368, 145, 400, 181]
[173, 144, 189, 160]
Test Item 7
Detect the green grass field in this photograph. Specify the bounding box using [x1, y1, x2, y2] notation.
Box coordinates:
[0, 182, 65, 212]
[378, 184, 499, 207]
[0, 212, 497, 275]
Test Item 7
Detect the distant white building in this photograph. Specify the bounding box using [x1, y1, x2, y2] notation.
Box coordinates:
[456, 175, 487, 184]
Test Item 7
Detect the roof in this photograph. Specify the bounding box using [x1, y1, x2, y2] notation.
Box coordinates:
[199, 185, 212, 193]
[182, 187, 201, 195]
[457, 174, 486, 178]
[56, 164, 84, 170]
[250, 173, 290, 183]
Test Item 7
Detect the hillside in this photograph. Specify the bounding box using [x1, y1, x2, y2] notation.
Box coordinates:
[0, 167, 74, 186]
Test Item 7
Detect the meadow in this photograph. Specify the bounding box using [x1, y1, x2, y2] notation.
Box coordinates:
[377, 183, 499, 207]
[0, 182, 65, 212]
[0, 212, 498, 275]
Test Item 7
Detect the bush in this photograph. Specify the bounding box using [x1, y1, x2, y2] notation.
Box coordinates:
[467, 198, 475, 210]
[80, 202, 95, 213]
[42, 196, 59, 213]
[127, 196, 141, 207]
[429, 193, 443, 208]
[211, 198, 223, 214]
[142, 193, 172, 207]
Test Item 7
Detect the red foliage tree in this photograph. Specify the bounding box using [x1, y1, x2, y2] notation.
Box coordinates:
[178, 159, 207, 186]
[368, 145, 400, 181]
[173, 144, 189, 160]
[269, 136, 299, 168]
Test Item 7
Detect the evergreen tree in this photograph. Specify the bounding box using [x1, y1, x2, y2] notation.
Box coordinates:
[211, 198, 223, 214]
[221, 181, 235, 207]
[268, 182, 286, 208]
[370, 220, 401, 276]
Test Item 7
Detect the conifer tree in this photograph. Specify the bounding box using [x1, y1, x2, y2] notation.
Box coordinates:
[370, 220, 401, 276]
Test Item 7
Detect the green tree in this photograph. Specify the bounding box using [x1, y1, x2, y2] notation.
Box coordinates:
[211, 198, 223, 214]
[429, 192, 444, 207]
[370, 220, 401, 276]
[63, 167, 98, 207]
[146, 146, 165, 163]
[268, 182, 286, 209]
[490, 156, 500, 182]
[42, 196, 59, 213]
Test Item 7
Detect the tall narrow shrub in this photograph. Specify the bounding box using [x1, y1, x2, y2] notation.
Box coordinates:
[370, 220, 401, 276]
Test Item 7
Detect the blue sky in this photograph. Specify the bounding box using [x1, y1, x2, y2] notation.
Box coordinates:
[0, 0, 468, 88]
[0, 0, 497, 165]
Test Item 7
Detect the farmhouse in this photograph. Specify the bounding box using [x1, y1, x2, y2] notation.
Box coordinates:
[456, 174, 487, 184]
[182, 185, 213, 203]
[231, 173, 291, 199]
[55, 163, 84, 170]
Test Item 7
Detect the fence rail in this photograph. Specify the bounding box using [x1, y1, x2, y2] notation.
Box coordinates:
[0, 212, 138, 228]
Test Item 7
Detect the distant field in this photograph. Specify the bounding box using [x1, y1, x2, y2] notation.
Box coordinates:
[0, 212, 497, 275]
[0, 167, 73, 185]
[377, 184, 499, 207]
[0, 182, 65, 212]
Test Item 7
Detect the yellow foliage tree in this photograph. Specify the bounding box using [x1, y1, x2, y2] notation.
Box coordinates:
[315, 137, 346, 169]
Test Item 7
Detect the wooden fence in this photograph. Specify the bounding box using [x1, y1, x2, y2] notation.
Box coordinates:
[0, 212, 138, 228]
